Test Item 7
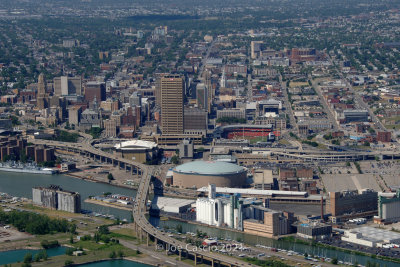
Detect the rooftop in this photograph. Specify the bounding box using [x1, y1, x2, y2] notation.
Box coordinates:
[174, 160, 245, 175]
[347, 226, 400, 243]
[114, 140, 157, 150]
[197, 186, 308, 197]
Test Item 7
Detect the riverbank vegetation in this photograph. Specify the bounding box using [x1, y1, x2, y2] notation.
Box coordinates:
[244, 257, 291, 267]
[0, 209, 76, 235]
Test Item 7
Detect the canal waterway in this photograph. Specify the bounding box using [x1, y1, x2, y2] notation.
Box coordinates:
[0, 246, 66, 265]
[0, 171, 135, 221]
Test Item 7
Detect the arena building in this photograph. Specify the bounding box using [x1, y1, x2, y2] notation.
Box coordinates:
[114, 140, 158, 163]
[172, 160, 246, 189]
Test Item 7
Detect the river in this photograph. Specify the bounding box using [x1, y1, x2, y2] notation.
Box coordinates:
[0, 246, 66, 265]
[0, 171, 134, 221]
[0, 171, 397, 266]
[80, 260, 151, 267]
[150, 217, 399, 267]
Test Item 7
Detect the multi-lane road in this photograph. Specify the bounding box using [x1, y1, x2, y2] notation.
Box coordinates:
[32, 138, 255, 267]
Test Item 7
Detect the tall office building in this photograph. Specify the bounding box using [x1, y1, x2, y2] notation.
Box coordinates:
[37, 73, 48, 109]
[202, 70, 213, 113]
[84, 82, 106, 103]
[155, 73, 168, 107]
[161, 74, 184, 135]
[53, 76, 82, 96]
[196, 83, 208, 110]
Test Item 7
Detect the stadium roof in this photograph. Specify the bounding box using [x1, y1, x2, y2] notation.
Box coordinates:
[114, 140, 157, 150]
[174, 161, 245, 176]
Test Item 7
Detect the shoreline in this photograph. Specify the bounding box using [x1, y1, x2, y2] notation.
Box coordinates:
[0, 245, 42, 252]
[157, 214, 281, 240]
[73, 258, 156, 267]
[84, 199, 133, 211]
[64, 172, 139, 191]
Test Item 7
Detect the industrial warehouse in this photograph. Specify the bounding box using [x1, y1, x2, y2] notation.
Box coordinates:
[32, 185, 81, 213]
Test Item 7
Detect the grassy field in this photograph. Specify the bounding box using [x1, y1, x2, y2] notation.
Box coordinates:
[278, 139, 291, 145]
[289, 81, 309, 88]
[384, 124, 400, 130]
[110, 228, 138, 242]
[32, 242, 142, 267]
[0, 201, 140, 267]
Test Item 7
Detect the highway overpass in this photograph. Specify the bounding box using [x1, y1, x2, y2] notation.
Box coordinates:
[31, 139, 255, 267]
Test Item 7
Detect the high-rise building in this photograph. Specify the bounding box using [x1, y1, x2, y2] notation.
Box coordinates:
[161, 75, 184, 135]
[53, 76, 82, 96]
[104, 119, 119, 138]
[37, 73, 48, 109]
[251, 41, 264, 59]
[201, 70, 213, 113]
[68, 106, 82, 126]
[184, 107, 208, 136]
[84, 82, 106, 103]
[129, 91, 142, 107]
[196, 83, 208, 110]
[155, 73, 168, 107]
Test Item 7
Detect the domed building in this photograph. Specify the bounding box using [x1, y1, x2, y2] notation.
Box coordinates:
[172, 160, 246, 189]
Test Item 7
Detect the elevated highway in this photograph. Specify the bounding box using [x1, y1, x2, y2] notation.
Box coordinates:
[31, 139, 255, 267]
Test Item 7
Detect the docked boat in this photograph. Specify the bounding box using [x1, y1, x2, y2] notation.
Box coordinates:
[0, 162, 56, 175]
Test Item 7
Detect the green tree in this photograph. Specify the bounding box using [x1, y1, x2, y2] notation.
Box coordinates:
[118, 250, 124, 258]
[331, 257, 338, 265]
[66, 247, 75, 256]
[98, 225, 110, 235]
[64, 260, 74, 266]
[23, 253, 32, 263]
[41, 250, 48, 261]
[109, 251, 116, 259]
[107, 173, 114, 182]
[34, 253, 41, 262]
[171, 155, 179, 164]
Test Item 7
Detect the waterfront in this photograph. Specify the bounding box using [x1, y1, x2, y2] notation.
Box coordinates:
[0, 246, 66, 265]
[0, 171, 135, 221]
[150, 217, 399, 267]
[0, 171, 398, 267]
[80, 260, 151, 267]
